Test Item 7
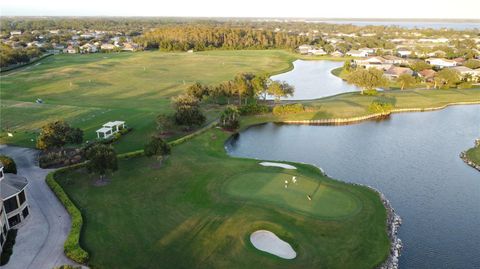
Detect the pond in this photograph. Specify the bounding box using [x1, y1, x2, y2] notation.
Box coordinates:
[269, 60, 359, 100]
[226, 105, 480, 269]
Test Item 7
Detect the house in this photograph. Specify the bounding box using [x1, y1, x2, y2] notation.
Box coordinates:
[64, 45, 77, 54]
[49, 30, 60, 34]
[384, 66, 414, 79]
[359, 48, 375, 54]
[453, 58, 466, 65]
[101, 43, 116, 50]
[80, 43, 98, 53]
[418, 69, 437, 82]
[331, 51, 344, 57]
[122, 43, 139, 52]
[346, 50, 369, 57]
[397, 49, 412, 58]
[426, 58, 457, 68]
[187, 49, 194, 53]
[96, 121, 126, 139]
[427, 50, 447, 58]
[354, 56, 387, 66]
[10, 31, 22, 36]
[297, 45, 326, 55]
[384, 55, 409, 65]
[450, 66, 480, 78]
[0, 162, 30, 254]
[309, 48, 327, 55]
[298, 44, 312, 54]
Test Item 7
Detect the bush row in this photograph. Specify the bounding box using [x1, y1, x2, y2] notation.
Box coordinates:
[238, 103, 270, 115]
[46, 167, 89, 264]
[272, 103, 305, 115]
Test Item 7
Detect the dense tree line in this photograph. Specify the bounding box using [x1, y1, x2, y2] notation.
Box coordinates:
[136, 25, 311, 51]
[0, 43, 42, 67]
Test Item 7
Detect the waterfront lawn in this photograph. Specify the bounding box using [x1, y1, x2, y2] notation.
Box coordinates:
[466, 144, 480, 165]
[0, 50, 295, 151]
[55, 128, 389, 269]
[241, 88, 480, 127]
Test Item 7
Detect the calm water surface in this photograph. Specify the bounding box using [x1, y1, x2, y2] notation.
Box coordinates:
[313, 20, 480, 30]
[269, 60, 359, 100]
[227, 105, 480, 269]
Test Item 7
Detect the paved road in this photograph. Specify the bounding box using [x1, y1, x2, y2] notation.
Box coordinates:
[0, 145, 82, 269]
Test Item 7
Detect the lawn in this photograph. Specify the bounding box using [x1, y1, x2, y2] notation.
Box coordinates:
[0, 50, 295, 152]
[55, 128, 389, 269]
[466, 144, 480, 166]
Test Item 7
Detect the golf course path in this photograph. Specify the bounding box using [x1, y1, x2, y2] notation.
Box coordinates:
[0, 145, 83, 269]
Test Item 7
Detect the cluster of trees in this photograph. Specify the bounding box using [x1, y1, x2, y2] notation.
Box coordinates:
[187, 74, 294, 104]
[136, 25, 310, 51]
[0, 44, 42, 67]
[346, 68, 389, 94]
[36, 121, 83, 150]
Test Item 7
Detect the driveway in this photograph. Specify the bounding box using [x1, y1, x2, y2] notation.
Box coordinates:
[0, 145, 83, 269]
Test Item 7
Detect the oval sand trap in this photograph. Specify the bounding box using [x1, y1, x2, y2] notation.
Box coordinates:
[250, 230, 296, 259]
[259, 162, 296, 170]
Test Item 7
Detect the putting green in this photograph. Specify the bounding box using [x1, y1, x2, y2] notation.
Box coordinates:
[225, 171, 361, 219]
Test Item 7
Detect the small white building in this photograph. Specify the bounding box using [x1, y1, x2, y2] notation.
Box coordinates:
[426, 58, 457, 68]
[96, 121, 126, 139]
[10, 31, 22, 36]
[346, 50, 369, 57]
[397, 49, 412, 58]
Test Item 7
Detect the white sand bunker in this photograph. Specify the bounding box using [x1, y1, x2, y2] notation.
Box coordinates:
[259, 162, 297, 170]
[250, 230, 297, 259]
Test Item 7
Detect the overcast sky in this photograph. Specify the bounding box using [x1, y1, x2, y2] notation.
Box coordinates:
[1, 0, 480, 18]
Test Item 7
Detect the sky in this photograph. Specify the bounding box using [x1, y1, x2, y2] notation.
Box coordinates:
[1, 0, 480, 19]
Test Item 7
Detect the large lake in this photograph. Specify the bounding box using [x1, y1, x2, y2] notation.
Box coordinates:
[269, 60, 359, 100]
[311, 20, 480, 30]
[227, 105, 480, 269]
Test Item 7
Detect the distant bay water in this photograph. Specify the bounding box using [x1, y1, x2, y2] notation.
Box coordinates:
[312, 20, 480, 30]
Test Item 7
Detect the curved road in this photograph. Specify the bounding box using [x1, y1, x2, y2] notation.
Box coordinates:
[0, 145, 82, 269]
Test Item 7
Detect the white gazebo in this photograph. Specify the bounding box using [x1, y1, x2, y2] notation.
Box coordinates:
[96, 121, 125, 139]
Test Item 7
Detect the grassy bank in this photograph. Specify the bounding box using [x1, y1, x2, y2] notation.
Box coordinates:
[466, 144, 480, 166]
[55, 128, 389, 269]
[240, 89, 480, 127]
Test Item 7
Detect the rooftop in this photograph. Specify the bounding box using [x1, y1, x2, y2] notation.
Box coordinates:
[1, 173, 28, 199]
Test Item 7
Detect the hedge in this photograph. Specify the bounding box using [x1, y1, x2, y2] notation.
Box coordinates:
[46, 166, 89, 264]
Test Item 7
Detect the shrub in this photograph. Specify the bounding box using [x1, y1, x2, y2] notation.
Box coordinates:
[458, 82, 472, 89]
[368, 101, 394, 114]
[363, 89, 379, 96]
[272, 104, 305, 115]
[219, 106, 240, 129]
[46, 170, 89, 264]
[0, 229, 17, 265]
[238, 103, 270, 115]
[0, 155, 17, 174]
[144, 136, 171, 157]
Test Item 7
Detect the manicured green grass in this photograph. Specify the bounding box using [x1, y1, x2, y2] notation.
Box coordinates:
[225, 172, 361, 219]
[466, 144, 480, 166]
[0, 50, 295, 152]
[55, 128, 389, 269]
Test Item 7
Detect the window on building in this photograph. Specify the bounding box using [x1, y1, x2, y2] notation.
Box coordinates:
[8, 214, 21, 227]
[22, 207, 29, 219]
[4, 196, 18, 213]
[18, 190, 26, 205]
[0, 233, 4, 246]
[0, 170, 3, 178]
[2, 224, 6, 236]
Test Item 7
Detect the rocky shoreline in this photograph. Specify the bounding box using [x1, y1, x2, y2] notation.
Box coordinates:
[460, 139, 480, 172]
